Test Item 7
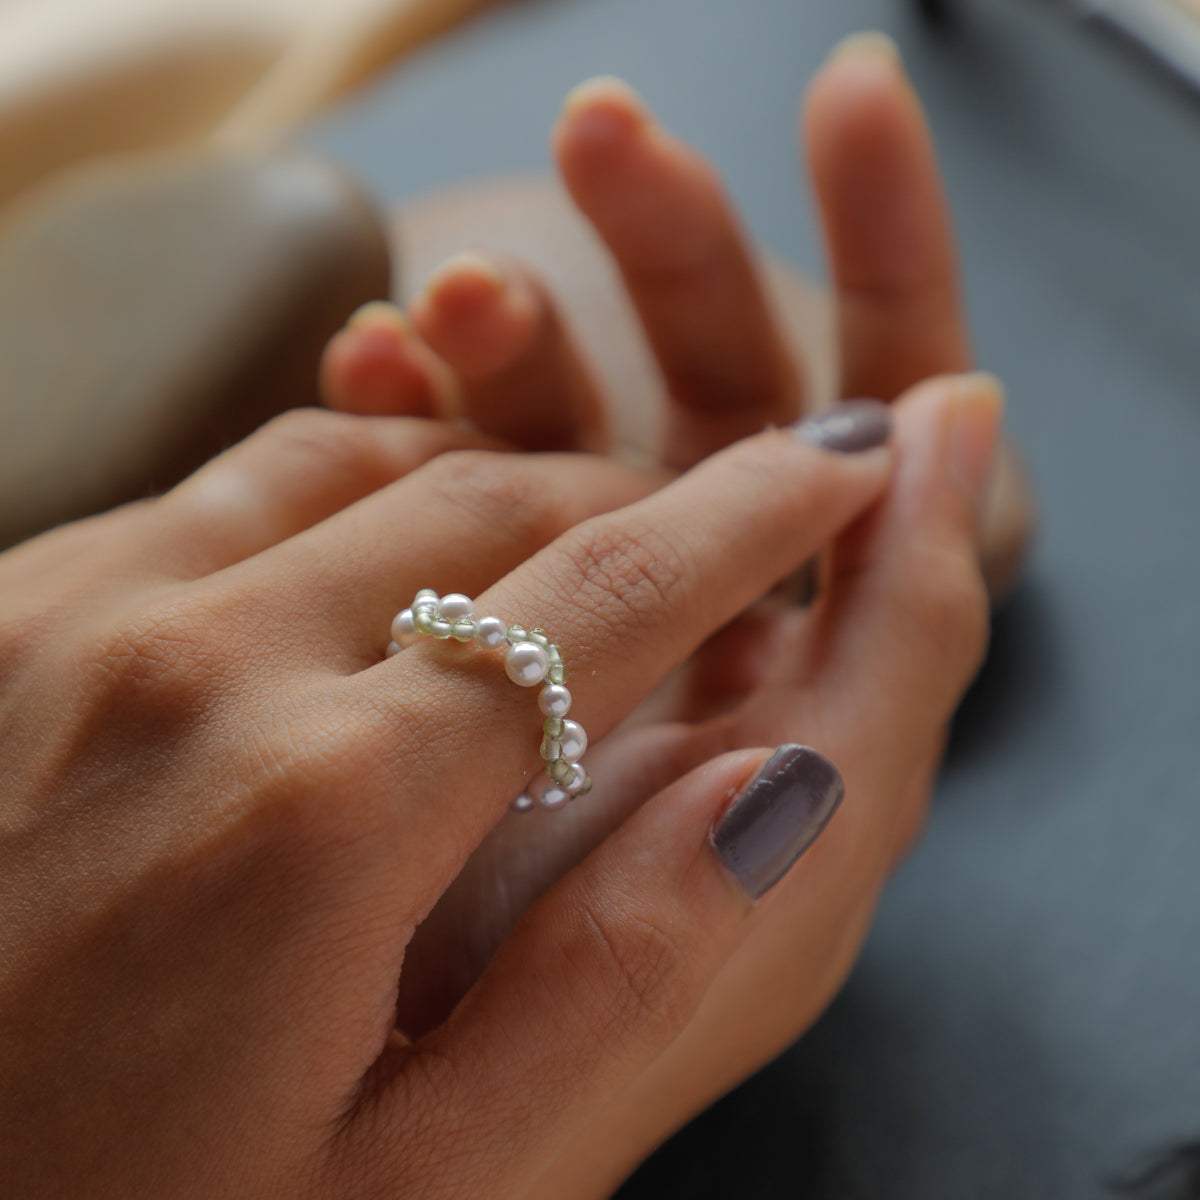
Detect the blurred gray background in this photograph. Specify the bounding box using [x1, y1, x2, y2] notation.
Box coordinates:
[309, 1, 1200, 1196]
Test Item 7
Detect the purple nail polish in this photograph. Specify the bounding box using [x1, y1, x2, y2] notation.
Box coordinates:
[792, 400, 892, 453]
[710, 745, 844, 900]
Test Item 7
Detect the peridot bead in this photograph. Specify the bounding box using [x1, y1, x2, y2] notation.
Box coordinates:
[540, 736, 562, 761]
[543, 716, 565, 739]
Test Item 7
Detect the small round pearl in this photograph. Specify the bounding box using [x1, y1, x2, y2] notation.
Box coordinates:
[560, 719, 587, 761]
[538, 684, 572, 718]
[505, 641, 549, 687]
[391, 609, 416, 642]
[540, 785, 570, 810]
[386, 640, 402, 657]
[438, 593, 474, 621]
[564, 764, 590, 796]
[476, 616, 507, 649]
[510, 793, 535, 813]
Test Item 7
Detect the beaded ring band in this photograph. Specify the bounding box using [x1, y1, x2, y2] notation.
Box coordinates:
[387, 589, 591, 813]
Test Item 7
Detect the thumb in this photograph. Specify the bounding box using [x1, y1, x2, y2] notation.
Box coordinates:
[349, 745, 844, 1198]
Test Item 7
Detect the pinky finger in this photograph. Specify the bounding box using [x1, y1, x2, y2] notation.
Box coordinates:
[319, 302, 458, 418]
[409, 251, 609, 452]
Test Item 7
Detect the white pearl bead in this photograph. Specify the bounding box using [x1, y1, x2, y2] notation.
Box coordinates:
[539, 785, 570, 809]
[505, 641, 549, 687]
[564, 763, 590, 796]
[538, 684, 572, 718]
[511, 793, 535, 813]
[559, 719, 587, 760]
[391, 608, 416, 642]
[476, 616, 508, 649]
[438, 593, 475, 621]
[386, 640, 402, 657]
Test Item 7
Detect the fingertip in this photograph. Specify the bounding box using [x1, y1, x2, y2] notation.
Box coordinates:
[411, 252, 541, 377]
[804, 32, 922, 172]
[319, 317, 445, 418]
[347, 299, 409, 334]
[553, 76, 655, 177]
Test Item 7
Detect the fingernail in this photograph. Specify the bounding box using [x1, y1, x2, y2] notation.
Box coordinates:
[347, 300, 409, 333]
[829, 31, 903, 66]
[792, 400, 892, 453]
[561, 75, 651, 125]
[711, 745, 844, 901]
[424, 251, 507, 296]
[948, 372, 1005, 500]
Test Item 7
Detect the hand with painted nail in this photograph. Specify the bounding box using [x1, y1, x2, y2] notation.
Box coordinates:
[320, 34, 1034, 601]
[0, 379, 997, 1197]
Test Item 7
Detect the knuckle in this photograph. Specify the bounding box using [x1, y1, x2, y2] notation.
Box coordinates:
[73, 594, 243, 725]
[262, 408, 380, 482]
[558, 516, 696, 644]
[419, 451, 560, 547]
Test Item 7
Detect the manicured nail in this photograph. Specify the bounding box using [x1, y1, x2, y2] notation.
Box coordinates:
[792, 400, 892, 453]
[561, 75, 651, 124]
[948, 372, 1005, 501]
[830, 31, 903, 66]
[347, 300, 408, 332]
[711, 745, 844, 900]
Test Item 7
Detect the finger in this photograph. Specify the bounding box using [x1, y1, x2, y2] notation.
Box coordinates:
[804, 34, 972, 401]
[144, 411, 500, 578]
[341, 405, 892, 905]
[820, 372, 999, 836]
[409, 251, 609, 452]
[256, 448, 666, 668]
[350, 745, 844, 1199]
[319, 301, 457, 418]
[553, 76, 802, 467]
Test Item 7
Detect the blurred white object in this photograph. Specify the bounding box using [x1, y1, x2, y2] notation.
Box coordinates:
[1068, 0, 1200, 92]
[0, 0, 500, 212]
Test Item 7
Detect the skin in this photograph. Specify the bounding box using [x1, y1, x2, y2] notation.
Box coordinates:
[317, 44, 1031, 1192]
[321, 40, 1035, 596]
[0, 377, 996, 1198]
[0, 41, 1006, 1200]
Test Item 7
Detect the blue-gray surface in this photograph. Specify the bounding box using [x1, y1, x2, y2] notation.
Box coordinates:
[308, 1, 1200, 1196]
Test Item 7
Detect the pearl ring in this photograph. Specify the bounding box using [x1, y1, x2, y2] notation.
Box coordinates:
[388, 590, 591, 812]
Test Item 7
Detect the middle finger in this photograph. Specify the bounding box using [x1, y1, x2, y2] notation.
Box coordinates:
[553, 77, 803, 468]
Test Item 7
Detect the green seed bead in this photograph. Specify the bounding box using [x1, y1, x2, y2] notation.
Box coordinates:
[549, 758, 573, 783]
[546, 644, 562, 664]
[451, 619, 477, 642]
[413, 608, 435, 633]
[528, 629, 550, 647]
[414, 588, 439, 604]
[547, 664, 566, 685]
[540, 736, 562, 761]
[543, 716, 565, 738]
[430, 618, 453, 639]
[506, 624, 527, 643]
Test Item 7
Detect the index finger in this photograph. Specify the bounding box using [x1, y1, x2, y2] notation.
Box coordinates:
[348, 403, 894, 914]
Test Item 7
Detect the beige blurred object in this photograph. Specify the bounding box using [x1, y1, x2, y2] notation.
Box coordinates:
[0, 0, 506, 213]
